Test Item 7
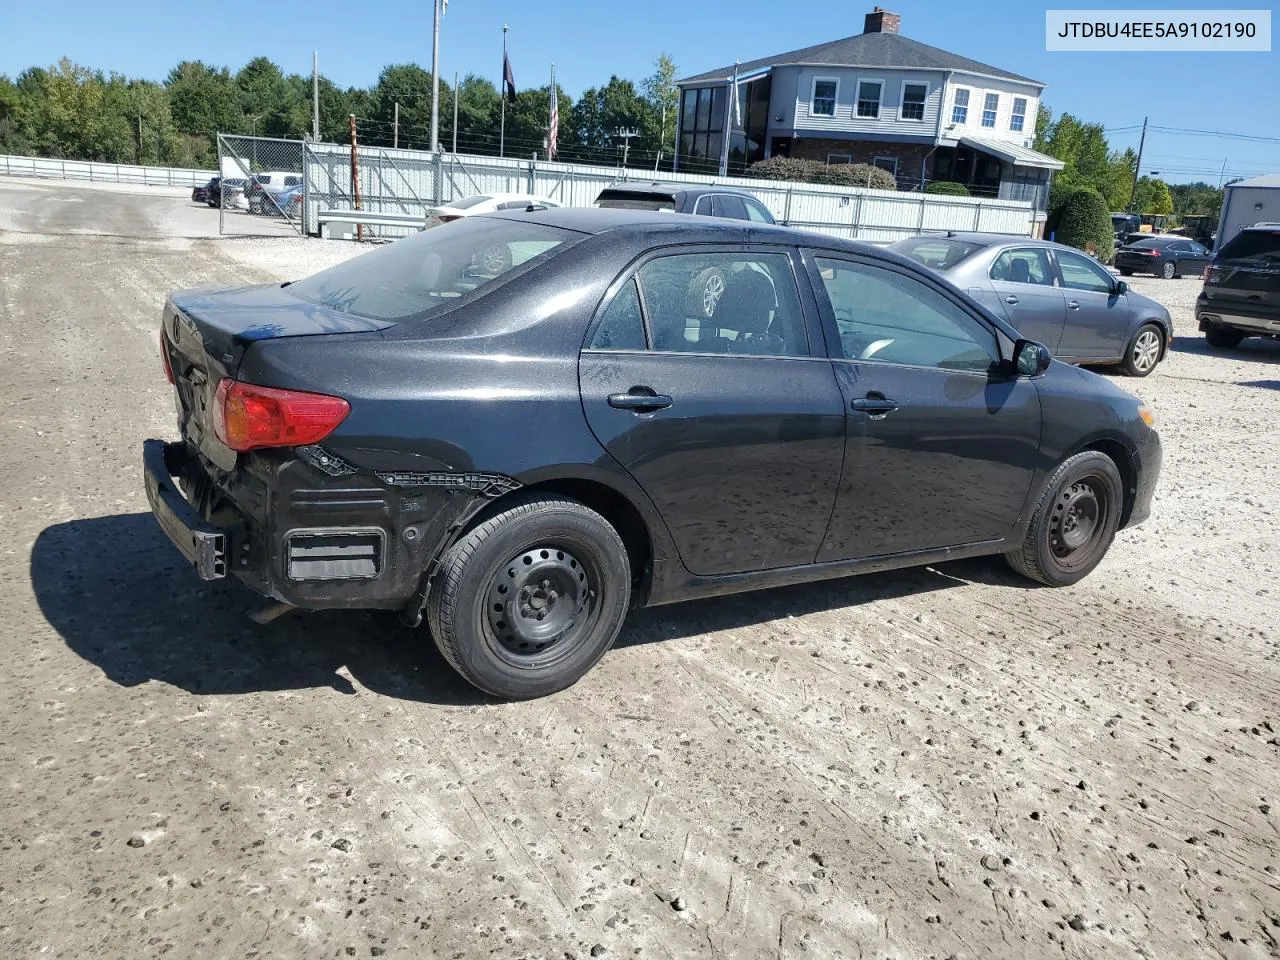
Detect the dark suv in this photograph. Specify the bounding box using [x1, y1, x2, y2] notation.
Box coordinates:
[1196, 225, 1280, 349]
[595, 182, 776, 224]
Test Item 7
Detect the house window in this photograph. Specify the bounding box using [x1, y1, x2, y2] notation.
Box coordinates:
[855, 80, 883, 119]
[951, 88, 969, 124]
[872, 156, 898, 176]
[901, 83, 927, 121]
[678, 86, 726, 170]
[827, 153, 852, 165]
[811, 78, 838, 117]
[982, 93, 999, 128]
[1010, 97, 1027, 133]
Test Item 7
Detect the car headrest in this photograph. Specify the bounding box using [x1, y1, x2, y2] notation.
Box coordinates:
[713, 270, 776, 334]
[1009, 259, 1030, 283]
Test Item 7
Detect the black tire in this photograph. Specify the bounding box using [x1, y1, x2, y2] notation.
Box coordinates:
[426, 495, 631, 699]
[686, 267, 728, 318]
[1121, 322, 1163, 377]
[1119, 269, 1134, 276]
[473, 242, 512, 276]
[1005, 451, 1123, 587]
[1161, 260, 1177, 280]
[1204, 326, 1245, 350]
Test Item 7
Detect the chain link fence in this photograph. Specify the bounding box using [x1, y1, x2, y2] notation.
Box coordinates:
[216, 135, 305, 237]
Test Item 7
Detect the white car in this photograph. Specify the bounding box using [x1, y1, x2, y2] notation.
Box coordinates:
[426, 193, 560, 227]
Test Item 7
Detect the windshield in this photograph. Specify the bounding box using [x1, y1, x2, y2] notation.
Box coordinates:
[596, 189, 677, 212]
[1216, 229, 1280, 262]
[892, 237, 986, 271]
[444, 195, 493, 210]
[286, 217, 582, 322]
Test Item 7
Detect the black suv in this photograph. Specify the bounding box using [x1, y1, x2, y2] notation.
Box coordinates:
[595, 182, 776, 224]
[1196, 225, 1280, 349]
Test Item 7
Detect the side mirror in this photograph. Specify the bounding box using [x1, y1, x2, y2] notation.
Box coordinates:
[1114, 279, 1128, 296]
[1014, 339, 1052, 377]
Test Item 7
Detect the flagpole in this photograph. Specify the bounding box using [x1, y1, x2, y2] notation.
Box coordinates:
[548, 63, 556, 161]
[718, 60, 738, 177]
[429, 0, 441, 153]
[500, 24, 508, 157]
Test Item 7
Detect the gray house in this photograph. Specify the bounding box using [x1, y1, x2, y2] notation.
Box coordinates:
[675, 7, 1063, 213]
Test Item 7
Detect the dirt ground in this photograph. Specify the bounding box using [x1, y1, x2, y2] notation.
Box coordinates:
[1, 177, 1278, 960]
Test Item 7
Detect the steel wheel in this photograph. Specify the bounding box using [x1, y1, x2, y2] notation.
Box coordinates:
[1046, 477, 1111, 573]
[485, 545, 597, 668]
[1162, 260, 1176, 279]
[1130, 327, 1161, 375]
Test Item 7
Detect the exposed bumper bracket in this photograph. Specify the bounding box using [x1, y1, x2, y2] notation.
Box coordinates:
[143, 439, 227, 580]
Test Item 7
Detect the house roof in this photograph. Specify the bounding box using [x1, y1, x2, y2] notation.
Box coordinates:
[958, 135, 1064, 170]
[1226, 174, 1280, 189]
[678, 30, 1041, 87]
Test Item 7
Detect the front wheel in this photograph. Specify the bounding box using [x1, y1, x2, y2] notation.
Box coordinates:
[1005, 451, 1123, 587]
[1204, 326, 1244, 350]
[1122, 322, 1163, 377]
[426, 495, 631, 699]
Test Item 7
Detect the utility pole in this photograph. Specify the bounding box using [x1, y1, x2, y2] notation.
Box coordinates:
[394, 101, 399, 149]
[349, 114, 363, 242]
[452, 72, 459, 154]
[1218, 156, 1229, 189]
[429, 0, 441, 153]
[616, 128, 638, 169]
[312, 51, 320, 141]
[137, 113, 144, 164]
[1128, 116, 1147, 213]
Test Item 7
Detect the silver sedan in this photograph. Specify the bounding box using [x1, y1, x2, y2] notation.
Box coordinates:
[889, 232, 1173, 377]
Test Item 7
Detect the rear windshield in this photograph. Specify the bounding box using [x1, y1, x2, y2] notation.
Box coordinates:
[446, 195, 492, 210]
[1216, 229, 1280, 262]
[1128, 237, 1174, 249]
[892, 237, 986, 271]
[285, 217, 581, 322]
[596, 189, 676, 212]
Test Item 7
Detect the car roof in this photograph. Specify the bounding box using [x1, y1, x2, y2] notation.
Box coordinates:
[901, 232, 1123, 256]
[597, 181, 762, 200]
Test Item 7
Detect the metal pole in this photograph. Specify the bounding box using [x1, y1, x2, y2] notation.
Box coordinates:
[718, 60, 738, 177]
[349, 114, 363, 242]
[1128, 116, 1147, 212]
[394, 102, 399, 149]
[1217, 156, 1228, 189]
[429, 0, 441, 153]
[452, 71, 458, 154]
[312, 51, 320, 141]
[500, 24, 508, 157]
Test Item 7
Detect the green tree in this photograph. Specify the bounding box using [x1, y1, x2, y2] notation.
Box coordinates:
[569, 76, 648, 161]
[641, 54, 678, 161]
[444, 74, 499, 153]
[1132, 176, 1173, 215]
[166, 61, 239, 142]
[368, 64, 440, 149]
[1032, 104, 1054, 152]
[235, 56, 303, 137]
[1052, 185, 1114, 261]
[1168, 181, 1224, 220]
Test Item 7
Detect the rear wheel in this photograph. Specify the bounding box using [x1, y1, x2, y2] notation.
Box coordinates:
[427, 495, 631, 699]
[1005, 451, 1123, 587]
[1161, 261, 1177, 280]
[1119, 269, 1134, 276]
[1204, 325, 1245, 350]
[1122, 322, 1163, 376]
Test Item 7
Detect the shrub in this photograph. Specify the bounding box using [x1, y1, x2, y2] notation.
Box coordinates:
[744, 156, 819, 182]
[924, 180, 969, 196]
[1051, 185, 1114, 262]
[745, 156, 897, 191]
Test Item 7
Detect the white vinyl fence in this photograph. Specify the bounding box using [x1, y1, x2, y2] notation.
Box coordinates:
[0, 154, 215, 188]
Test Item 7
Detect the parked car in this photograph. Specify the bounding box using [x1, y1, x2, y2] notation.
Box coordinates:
[426, 193, 560, 228]
[889, 232, 1173, 377]
[595, 182, 776, 224]
[247, 172, 304, 214]
[145, 210, 1161, 699]
[192, 179, 214, 204]
[1114, 235, 1212, 279]
[206, 177, 249, 210]
[255, 183, 303, 219]
[1196, 224, 1280, 349]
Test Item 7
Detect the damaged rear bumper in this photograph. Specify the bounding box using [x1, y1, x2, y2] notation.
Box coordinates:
[143, 439, 228, 580]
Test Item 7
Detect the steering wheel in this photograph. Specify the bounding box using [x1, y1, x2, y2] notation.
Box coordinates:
[859, 338, 894, 360]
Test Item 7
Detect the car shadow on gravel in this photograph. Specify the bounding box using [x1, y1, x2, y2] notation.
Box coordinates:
[1171, 335, 1280, 362]
[33, 513, 1023, 704]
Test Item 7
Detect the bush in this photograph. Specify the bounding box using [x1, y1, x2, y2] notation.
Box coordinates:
[1051, 185, 1114, 262]
[924, 180, 969, 196]
[745, 156, 897, 191]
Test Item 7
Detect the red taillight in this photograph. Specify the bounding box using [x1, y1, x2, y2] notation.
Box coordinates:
[1146, 249, 1161, 256]
[160, 333, 175, 384]
[212, 379, 350, 452]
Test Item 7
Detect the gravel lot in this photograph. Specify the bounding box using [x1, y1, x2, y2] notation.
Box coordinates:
[2, 178, 1278, 960]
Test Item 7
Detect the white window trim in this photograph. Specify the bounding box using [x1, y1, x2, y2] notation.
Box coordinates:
[854, 77, 885, 119]
[872, 155, 899, 175]
[951, 86, 970, 125]
[827, 153, 852, 165]
[981, 92, 1000, 129]
[1010, 97, 1028, 133]
[810, 76, 839, 118]
[899, 81, 928, 122]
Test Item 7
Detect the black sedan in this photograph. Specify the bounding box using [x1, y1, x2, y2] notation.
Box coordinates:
[191, 179, 213, 204]
[145, 211, 1162, 699]
[1114, 235, 1212, 279]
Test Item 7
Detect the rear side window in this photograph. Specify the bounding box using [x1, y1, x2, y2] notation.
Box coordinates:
[713, 194, 748, 219]
[893, 237, 985, 271]
[590, 280, 647, 350]
[286, 218, 580, 322]
[1216, 230, 1280, 261]
[743, 198, 775, 223]
[990, 248, 1055, 286]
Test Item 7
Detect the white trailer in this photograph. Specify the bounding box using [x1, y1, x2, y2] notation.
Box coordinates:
[1216, 174, 1280, 250]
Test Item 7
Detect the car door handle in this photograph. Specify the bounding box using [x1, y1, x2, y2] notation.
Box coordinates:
[1004, 295, 1019, 305]
[1067, 300, 1080, 310]
[608, 391, 672, 412]
[851, 396, 899, 415]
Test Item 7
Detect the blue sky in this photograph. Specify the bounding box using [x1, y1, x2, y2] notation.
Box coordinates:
[5, 0, 1278, 184]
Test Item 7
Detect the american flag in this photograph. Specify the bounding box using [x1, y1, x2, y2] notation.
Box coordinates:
[548, 70, 559, 158]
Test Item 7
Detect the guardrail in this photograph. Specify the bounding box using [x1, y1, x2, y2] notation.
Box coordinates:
[0, 154, 214, 188]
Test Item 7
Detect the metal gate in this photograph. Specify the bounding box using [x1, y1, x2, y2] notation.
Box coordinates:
[216, 134, 305, 237]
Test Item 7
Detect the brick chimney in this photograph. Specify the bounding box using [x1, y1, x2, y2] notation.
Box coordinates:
[863, 7, 901, 33]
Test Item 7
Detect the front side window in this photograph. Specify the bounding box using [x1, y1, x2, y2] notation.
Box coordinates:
[901, 83, 927, 121]
[1010, 97, 1027, 132]
[1189, 241, 1208, 255]
[951, 88, 970, 125]
[815, 258, 998, 372]
[990, 248, 1055, 287]
[811, 79, 838, 117]
[856, 80, 883, 118]
[1056, 250, 1116, 294]
[982, 93, 999, 128]
[637, 252, 809, 357]
[590, 279, 647, 351]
